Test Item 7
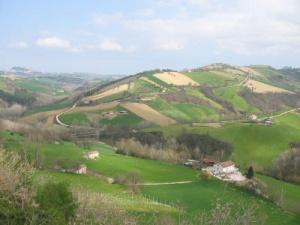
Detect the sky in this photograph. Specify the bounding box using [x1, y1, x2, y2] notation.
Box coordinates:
[0, 0, 300, 75]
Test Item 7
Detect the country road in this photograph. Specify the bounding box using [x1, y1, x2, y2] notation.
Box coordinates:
[55, 103, 77, 127]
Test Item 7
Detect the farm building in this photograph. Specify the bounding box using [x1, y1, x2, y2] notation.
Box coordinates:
[264, 118, 273, 125]
[69, 164, 87, 174]
[249, 114, 257, 121]
[202, 158, 215, 167]
[184, 159, 201, 168]
[213, 161, 237, 175]
[184, 159, 215, 169]
[84, 151, 99, 160]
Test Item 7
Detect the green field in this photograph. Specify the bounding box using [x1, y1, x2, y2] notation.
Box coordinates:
[59, 106, 145, 127]
[142, 181, 300, 225]
[157, 113, 300, 170]
[60, 112, 89, 125]
[85, 143, 198, 183]
[148, 97, 220, 123]
[184, 71, 229, 87]
[100, 111, 144, 127]
[134, 79, 161, 93]
[258, 175, 300, 214]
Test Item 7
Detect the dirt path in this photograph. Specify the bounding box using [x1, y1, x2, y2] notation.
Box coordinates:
[55, 103, 77, 127]
[121, 102, 176, 126]
[260, 108, 300, 120]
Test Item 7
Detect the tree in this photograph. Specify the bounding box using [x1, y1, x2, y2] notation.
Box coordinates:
[246, 166, 254, 179]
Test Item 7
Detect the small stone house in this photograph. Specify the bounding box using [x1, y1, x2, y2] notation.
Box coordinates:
[213, 161, 237, 175]
[249, 114, 257, 121]
[74, 164, 87, 174]
[84, 151, 99, 160]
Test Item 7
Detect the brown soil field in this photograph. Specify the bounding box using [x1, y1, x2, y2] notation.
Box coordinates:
[86, 83, 129, 101]
[121, 102, 176, 126]
[154, 72, 199, 86]
[244, 79, 292, 94]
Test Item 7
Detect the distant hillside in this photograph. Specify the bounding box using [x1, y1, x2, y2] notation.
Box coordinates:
[74, 63, 300, 127]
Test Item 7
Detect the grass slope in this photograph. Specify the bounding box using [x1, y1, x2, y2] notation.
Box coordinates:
[60, 112, 89, 125]
[184, 71, 228, 87]
[142, 181, 300, 225]
[85, 143, 198, 183]
[159, 113, 300, 170]
[148, 97, 220, 123]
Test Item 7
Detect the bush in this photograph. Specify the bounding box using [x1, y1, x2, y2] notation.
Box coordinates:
[246, 166, 254, 179]
[36, 182, 77, 225]
[0, 149, 77, 225]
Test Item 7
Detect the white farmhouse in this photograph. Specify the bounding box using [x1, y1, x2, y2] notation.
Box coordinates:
[84, 151, 99, 160]
[213, 161, 237, 175]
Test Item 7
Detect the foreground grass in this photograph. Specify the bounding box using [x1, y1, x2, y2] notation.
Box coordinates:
[258, 174, 300, 214]
[2, 130, 300, 224]
[35, 171, 177, 214]
[142, 181, 300, 225]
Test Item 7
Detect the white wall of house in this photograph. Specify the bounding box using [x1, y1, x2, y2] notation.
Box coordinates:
[213, 165, 236, 175]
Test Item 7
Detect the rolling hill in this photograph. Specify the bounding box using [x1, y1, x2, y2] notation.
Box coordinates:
[2, 63, 300, 225]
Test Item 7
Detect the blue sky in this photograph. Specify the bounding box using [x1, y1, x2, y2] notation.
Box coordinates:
[1, 0, 300, 74]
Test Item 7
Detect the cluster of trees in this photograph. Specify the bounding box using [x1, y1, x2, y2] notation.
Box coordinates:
[273, 143, 300, 183]
[200, 86, 240, 116]
[0, 89, 35, 106]
[114, 131, 232, 163]
[0, 149, 77, 225]
[240, 90, 300, 113]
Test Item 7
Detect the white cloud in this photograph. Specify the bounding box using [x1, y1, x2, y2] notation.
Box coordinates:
[121, 0, 300, 55]
[36, 36, 71, 49]
[9, 41, 29, 49]
[99, 40, 123, 51]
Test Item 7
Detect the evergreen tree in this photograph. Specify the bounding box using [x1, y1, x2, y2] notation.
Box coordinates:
[246, 166, 254, 179]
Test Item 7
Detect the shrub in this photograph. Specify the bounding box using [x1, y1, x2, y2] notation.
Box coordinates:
[246, 166, 254, 179]
[36, 182, 77, 225]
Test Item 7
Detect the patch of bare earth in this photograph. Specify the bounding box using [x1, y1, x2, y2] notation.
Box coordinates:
[154, 72, 199, 86]
[86, 83, 129, 101]
[121, 102, 176, 126]
[243, 79, 292, 94]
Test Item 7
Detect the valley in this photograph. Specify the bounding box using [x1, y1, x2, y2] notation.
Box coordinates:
[1, 63, 300, 224]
